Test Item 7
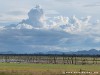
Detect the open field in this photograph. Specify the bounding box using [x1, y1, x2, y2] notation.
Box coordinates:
[0, 54, 100, 75]
[0, 63, 99, 75]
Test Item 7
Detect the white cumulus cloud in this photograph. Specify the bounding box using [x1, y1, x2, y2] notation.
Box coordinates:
[0, 5, 100, 53]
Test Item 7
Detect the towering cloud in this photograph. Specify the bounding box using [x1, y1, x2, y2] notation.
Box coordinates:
[20, 5, 45, 28]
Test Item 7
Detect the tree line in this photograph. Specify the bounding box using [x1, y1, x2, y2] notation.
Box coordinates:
[0, 54, 100, 65]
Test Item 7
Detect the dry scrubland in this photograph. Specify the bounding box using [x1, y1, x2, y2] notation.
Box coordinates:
[0, 63, 99, 75]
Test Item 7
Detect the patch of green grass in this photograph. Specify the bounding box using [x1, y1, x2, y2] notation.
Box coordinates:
[0, 63, 99, 75]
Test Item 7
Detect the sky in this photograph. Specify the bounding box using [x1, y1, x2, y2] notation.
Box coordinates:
[0, 0, 100, 53]
[0, 0, 100, 24]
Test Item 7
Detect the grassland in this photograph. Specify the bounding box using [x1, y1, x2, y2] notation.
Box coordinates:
[0, 63, 99, 75]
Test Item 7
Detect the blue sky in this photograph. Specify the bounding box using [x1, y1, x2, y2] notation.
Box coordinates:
[0, 0, 100, 53]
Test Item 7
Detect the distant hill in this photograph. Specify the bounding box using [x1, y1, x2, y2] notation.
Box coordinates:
[0, 51, 15, 54]
[46, 51, 64, 54]
[72, 49, 100, 55]
[45, 49, 100, 55]
[0, 49, 100, 55]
